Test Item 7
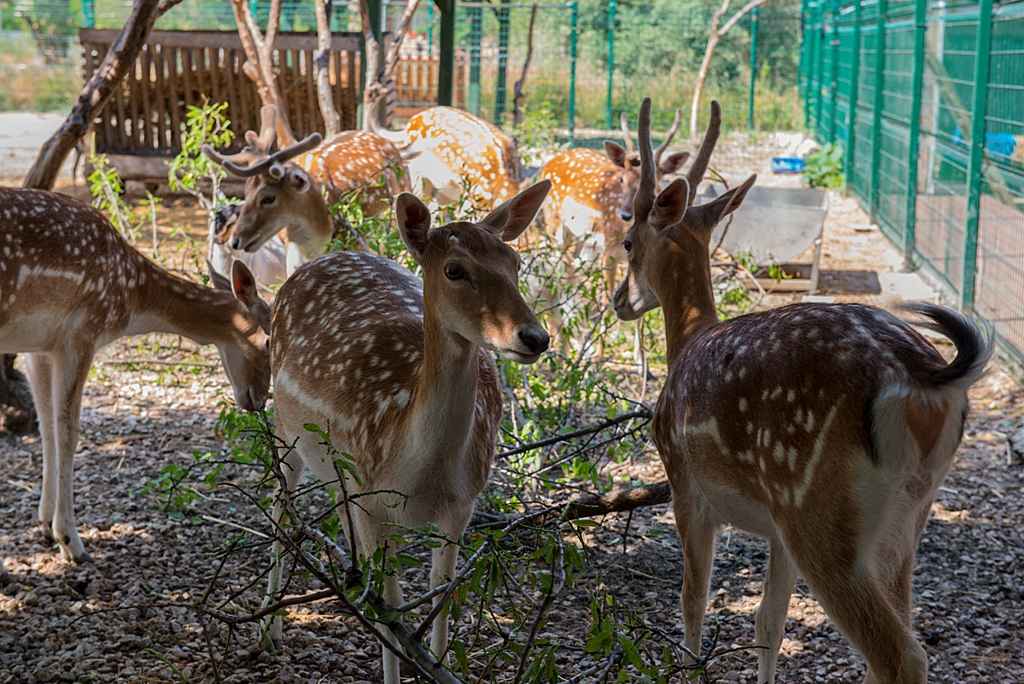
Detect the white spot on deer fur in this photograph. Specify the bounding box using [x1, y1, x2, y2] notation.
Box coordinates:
[773, 442, 786, 464]
[746, 421, 754, 434]
[770, 387, 783, 400]
[803, 411, 816, 432]
[787, 446, 798, 471]
[786, 389, 796, 402]
[794, 402, 841, 506]
[737, 450, 755, 464]
[738, 367, 748, 380]
[738, 397, 748, 412]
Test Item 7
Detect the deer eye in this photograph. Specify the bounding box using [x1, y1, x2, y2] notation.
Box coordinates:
[623, 239, 633, 253]
[444, 263, 466, 281]
[260, 195, 275, 207]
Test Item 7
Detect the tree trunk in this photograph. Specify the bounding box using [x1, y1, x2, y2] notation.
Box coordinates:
[512, 3, 539, 127]
[689, 0, 767, 139]
[22, 0, 167, 190]
[358, 0, 420, 129]
[9, 0, 180, 435]
[314, 0, 342, 137]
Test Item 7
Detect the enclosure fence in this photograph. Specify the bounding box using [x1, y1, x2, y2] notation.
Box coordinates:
[800, 0, 1024, 363]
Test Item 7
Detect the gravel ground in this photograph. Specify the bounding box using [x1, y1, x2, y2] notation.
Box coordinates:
[1, 134, 1022, 682]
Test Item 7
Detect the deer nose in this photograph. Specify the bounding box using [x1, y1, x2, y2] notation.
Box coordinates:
[230, 235, 242, 250]
[619, 210, 633, 221]
[517, 326, 550, 355]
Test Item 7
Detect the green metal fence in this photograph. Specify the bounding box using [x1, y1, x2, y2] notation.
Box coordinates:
[801, 0, 1024, 364]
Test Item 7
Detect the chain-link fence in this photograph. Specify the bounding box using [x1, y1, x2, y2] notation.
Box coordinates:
[801, 0, 1024, 363]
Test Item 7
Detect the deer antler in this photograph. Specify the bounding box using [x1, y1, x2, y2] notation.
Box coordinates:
[634, 98, 656, 222]
[206, 131, 323, 179]
[686, 100, 722, 201]
[654, 108, 683, 169]
[202, 105, 279, 169]
[619, 111, 636, 156]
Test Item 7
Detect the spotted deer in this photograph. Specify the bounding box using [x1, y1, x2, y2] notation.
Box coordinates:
[0, 188, 271, 563]
[613, 99, 993, 683]
[204, 105, 409, 280]
[370, 104, 521, 208]
[538, 109, 688, 298]
[263, 181, 552, 683]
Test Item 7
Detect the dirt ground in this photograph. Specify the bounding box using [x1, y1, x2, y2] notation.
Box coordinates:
[1, 133, 1023, 683]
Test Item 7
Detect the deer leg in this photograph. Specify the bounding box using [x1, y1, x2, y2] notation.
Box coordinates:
[26, 353, 56, 541]
[357, 518, 405, 684]
[676, 496, 717, 663]
[50, 347, 94, 563]
[261, 448, 305, 651]
[429, 507, 471, 662]
[755, 541, 797, 684]
[799, 551, 927, 684]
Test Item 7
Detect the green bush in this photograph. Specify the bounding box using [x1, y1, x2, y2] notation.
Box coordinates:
[803, 143, 845, 189]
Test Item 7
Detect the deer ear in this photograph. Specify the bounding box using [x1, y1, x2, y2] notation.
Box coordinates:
[658, 151, 690, 176]
[649, 178, 690, 230]
[286, 168, 313, 193]
[207, 259, 232, 291]
[686, 174, 756, 232]
[395, 192, 432, 261]
[481, 179, 551, 242]
[603, 141, 628, 168]
[231, 261, 261, 308]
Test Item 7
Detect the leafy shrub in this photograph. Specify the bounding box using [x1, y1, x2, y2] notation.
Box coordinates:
[804, 143, 844, 189]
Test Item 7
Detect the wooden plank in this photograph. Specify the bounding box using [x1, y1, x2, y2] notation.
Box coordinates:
[225, 48, 241, 134]
[305, 49, 318, 134]
[139, 45, 153, 149]
[166, 46, 183, 150]
[181, 47, 195, 119]
[153, 44, 168, 150]
[78, 29, 361, 53]
[112, 45, 129, 151]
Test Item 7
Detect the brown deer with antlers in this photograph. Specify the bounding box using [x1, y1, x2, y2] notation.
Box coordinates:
[262, 181, 552, 682]
[613, 99, 992, 683]
[205, 105, 409, 280]
[538, 109, 688, 298]
[0, 188, 271, 562]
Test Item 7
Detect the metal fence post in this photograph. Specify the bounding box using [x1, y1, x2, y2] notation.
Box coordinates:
[869, 0, 888, 218]
[427, 3, 434, 58]
[961, 0, 993, 310]
[902, 0, 928, 266]
[468, 5, 483, 116]
[748, 6, 759, 129]
[606, 0, 617, 130]
[495, 0, 510, 125]
[82, 0, 96, 28]
[814, 3, 825, 131]
[437, 0, 456, 106]
[828, 0, 840, 142]
[568, 1, 578, 144]
[844, 0, 862, 180]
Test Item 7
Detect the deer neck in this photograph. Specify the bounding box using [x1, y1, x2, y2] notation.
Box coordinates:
[282, 192, 333, 273]
[656, 257, 718, 364]
[125, 261, 243, 348]
[407, 300, 481, 461]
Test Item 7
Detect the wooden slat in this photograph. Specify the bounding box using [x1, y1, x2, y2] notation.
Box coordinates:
[140, 45, 153, 149]
[166, 46, 182, 149]
[181, 48, 195, 117]
[153, 44, 167, 150]
[304, 49, 318, 134]
[224, 48, 241, 136]
[112, 49, 129, 151]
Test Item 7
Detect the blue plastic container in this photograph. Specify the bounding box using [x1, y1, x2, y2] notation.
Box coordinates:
[771, 156, 806, 174]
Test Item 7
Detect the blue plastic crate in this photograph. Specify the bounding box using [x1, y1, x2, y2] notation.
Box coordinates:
[772, 156, 806, 174]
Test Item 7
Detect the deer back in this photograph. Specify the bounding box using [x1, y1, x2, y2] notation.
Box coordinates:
[405, 107, 521, 205]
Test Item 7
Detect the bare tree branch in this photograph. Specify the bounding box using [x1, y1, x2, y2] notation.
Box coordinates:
[314, 0, 342, 136]
[512, 3, 539, 127]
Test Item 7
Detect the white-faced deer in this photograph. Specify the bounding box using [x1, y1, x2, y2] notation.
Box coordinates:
[370, 104, 521, 208]
[204, 105, 409, 278]
[263, 181, 552, 683]
[613, 99, 993, 683]
[538, 109, 688, 298]
[0, 188, 271, 563]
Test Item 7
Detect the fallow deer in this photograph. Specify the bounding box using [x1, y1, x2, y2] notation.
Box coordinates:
[538, 109, 688, 299]
[370, 104, 521, 208]
[612, 98, 993, 683]
[204, 105, 409, 280]
[262, 181, 552, 683]
[0, 188, 271, 562]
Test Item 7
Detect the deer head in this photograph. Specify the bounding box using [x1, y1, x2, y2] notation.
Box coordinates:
[613, 99, 755, 320]
[395, 180, 553, 362]
[601, 108, 689, 222]
[203, 105, 326, 254]
[209, 260, 273, 410]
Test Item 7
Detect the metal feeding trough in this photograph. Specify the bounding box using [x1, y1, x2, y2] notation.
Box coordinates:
[704, 185, 829, 293]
